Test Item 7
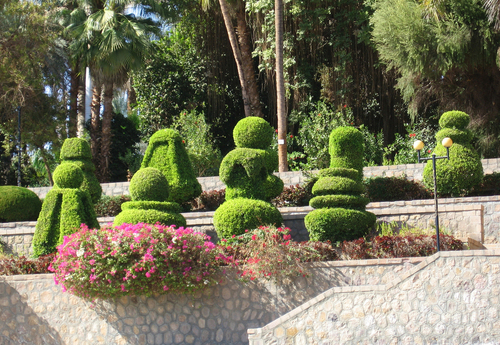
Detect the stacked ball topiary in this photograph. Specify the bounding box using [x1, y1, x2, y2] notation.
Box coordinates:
[305, 126, 376, 242]
[213, 117, 283, 239]
[141, 129, 202, 205]
[0, 186, 41, 222]
[33, 163, 99, 257]
[113, 167, 186, 227]
[58, 138, 102, 203]
[423, 111, 483, 196]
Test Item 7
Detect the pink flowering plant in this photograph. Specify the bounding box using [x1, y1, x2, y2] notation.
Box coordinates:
[49, 223, 229, 300]
[218, 226, 336, 283]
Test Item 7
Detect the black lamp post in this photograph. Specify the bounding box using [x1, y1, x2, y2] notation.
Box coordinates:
[413, 137, 453, 252]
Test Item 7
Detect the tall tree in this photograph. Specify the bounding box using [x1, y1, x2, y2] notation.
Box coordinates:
[275, 0, 287, 172]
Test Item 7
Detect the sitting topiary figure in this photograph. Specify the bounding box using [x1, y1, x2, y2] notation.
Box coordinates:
[113, 167, 186, 227]
[423, 110, 483, 196]
[58, 138, 102, 203]
[33, 164, 99, 257]
[305, 126, 376, 242]
[0, 186, 42, 222]
[141, 129, 202, 205]
[213, 117, 283, 237]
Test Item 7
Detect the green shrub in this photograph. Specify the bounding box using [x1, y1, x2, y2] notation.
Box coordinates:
[113, 209, 186, 228]
[0, 186, 42, 222]
[364, 176, 431, 202]
[233, 116, 274, 149]
[53, 163, 84, 189]
[318, 168, 359, 180]
[192, 189, 226, 211]
[94, 195, 131, 217]
[213, 198, 283, 238]
[423, 110, 483, 196]
[271, 184, 311, 207]
[309, 195, 369, 210]
[264, 174, 284, 201]
[141, 128, 202, 204]
[305, 208, 376, 242]
[129, 167, 169, 202]
[329, 126, 364, 182]
[121, 201, 182, 213]
[58, 138, 102, 203]
[311, 176, 364, 196]
[470, 173, 500, 196]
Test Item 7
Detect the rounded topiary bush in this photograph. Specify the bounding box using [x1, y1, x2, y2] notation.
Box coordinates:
[129, 168, 169, 202]
[60, 138, 92, 160]
[309, 194, 369, 210]
[329, 126, 364, 182]
[264, 174, 284, 201]
[233, 117, 274, 149]
[113, 209, 186, 228]
[311, 176, 364, 196]
[141, 129, 202, 204]
[121, 201, 181, 213]
[53, 164, 84, 189]
[305, 208, 376, 242]
[213, 198, 283, 238]
[318, 168, 359, 181]
[0, 186, 42, 222]
[423, 110, 483, 196]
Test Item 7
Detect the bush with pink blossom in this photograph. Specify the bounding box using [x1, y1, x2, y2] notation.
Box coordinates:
[49, 223, 229, 300]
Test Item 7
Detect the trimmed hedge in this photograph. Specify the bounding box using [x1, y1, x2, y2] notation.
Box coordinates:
[129, 167, 169, 202]
[121, 201, 181, 213]
[318, 167, 359, 180]
[309, 194, 369, 210]
[58, 138, 102, 203]
[113, 209, 186, 228]
[141, 128, 202, 204]
[423, 110, 483, 196]
[305, 208, 376, 242]
[329, 126, 364, 182]
[213, 198, 283, 238]
[53, 163, 84, 189]
[311, 176, 365, 196]
[0, 186, 42, 222]
[233, 116, 274, 149]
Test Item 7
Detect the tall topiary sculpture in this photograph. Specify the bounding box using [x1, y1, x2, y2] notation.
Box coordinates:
[141, 129, 202, 204]
[305, 126, 376, 242]
[423, 111, 483, 196]
[58, 138, 102, 203]
[33, 164, 99, 257]
[213, 117, 283, 238]
[113, 167, 186, 227]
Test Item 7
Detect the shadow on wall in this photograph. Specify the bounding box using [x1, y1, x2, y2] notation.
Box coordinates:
[0, 280, 64, 345]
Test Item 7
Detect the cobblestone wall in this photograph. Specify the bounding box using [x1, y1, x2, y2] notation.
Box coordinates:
[248, 250, 500, 344]
[0, 258, 422, 345]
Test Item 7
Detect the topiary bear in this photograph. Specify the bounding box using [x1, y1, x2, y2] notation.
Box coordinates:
[422, 111, 483, 196]
[141, 129, 202, 205]
[0, 186, 41, 222]
[33, 164, 100, 257]
[305, 126, 376, 242]
[213, 117, 283, 237]
[58, 138, 102, 203]
[113, 167, 186, 227]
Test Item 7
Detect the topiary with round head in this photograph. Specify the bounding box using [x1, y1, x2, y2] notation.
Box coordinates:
[53, 163, 84, 189]
[129, 167, 170, 202]
[233, 116, 274, 149]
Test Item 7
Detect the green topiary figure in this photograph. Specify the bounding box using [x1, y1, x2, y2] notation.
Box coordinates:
[141, 129, 202, 204]
[305, 126, 376, 242]
[58, 138, 102, 203]
[0, 186, 42, 222]
[423, 111, 483, 196]
[33, 164, 99, 257]
[113, 167, 186, 227]
[213, 117, 283, 237]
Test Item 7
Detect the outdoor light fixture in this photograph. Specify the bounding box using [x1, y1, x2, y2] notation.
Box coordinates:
[414, 137, 453, 252]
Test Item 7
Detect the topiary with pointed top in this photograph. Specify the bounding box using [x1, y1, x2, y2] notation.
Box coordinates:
[423, 110, 483, 196]
[305, 126, 376, 242]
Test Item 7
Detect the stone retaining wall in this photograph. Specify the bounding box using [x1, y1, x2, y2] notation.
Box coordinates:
[0, 257, 423, 345]
[26, 158, 500, 200]
[248, 250, 500, 344]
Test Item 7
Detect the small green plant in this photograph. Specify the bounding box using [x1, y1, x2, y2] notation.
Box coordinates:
[376, 221, 428, 237]
[364, 176, 432, 202]
[49, 223, 229, 300]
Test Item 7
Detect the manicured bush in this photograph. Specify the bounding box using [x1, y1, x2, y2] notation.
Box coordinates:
[318, 167, 359, 180]
[264, 174, 285, 201]
[364, 176, 432, 202]
[49, 224, 227, 300]
[0, 186, 41, 222]
[129, 167, 170, 202]
[58, 138, 102, 203]
[309, 194, 369, 210]
[305, 208, 376, 242]
[311, 176, 365, 196]
[233, 116, 274, 149]
[33, 164, 99, 257]
[213, 198, 283, 238]
[141, 128, 202, 204]
[423, 110, 483, 196]
[53, 163, 84, 189]
[113, 209, 186, 228]
[329, 126, 364, 182]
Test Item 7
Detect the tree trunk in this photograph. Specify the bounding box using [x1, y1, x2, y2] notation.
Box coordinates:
[235, 7, 263, 118]
[77, 79, 86, 138]
[276, 0, 287, 172]
[100, 80, 114, 183]
[127, 77, 137, 115]
[218, 0, 252, 117]
[69, 68, 79, 137]
[90, 82, 101, 175]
